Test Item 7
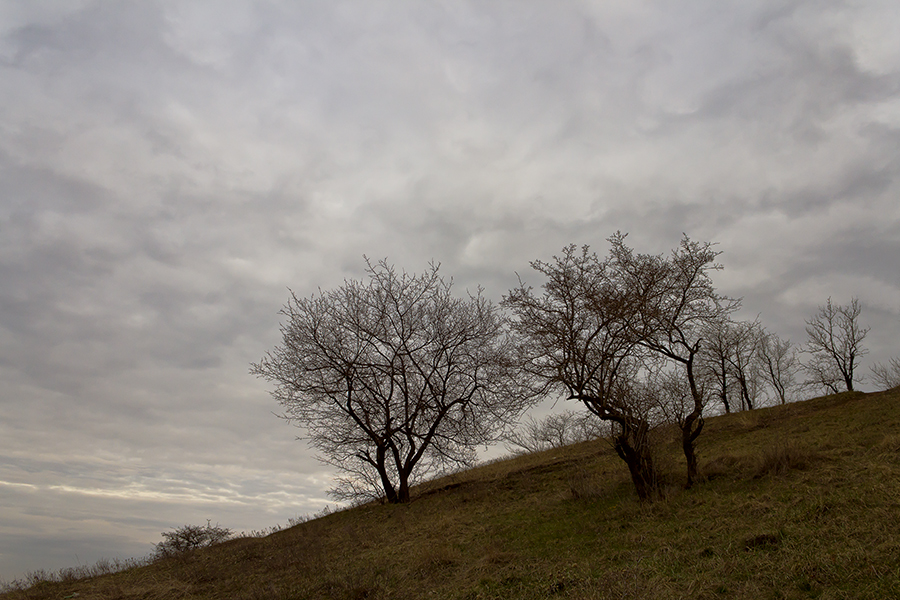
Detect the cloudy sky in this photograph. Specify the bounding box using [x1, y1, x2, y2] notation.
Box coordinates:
[1, 0, 899, 582]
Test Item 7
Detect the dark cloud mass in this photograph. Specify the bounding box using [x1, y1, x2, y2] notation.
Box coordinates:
[2, 0, 899, 581]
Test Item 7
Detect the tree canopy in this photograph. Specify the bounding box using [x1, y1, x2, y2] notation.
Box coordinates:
[252, 259, 535, 503]
[504, 234, 737, 497]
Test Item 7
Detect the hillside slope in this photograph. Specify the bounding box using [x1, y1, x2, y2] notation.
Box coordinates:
[4, 389, 900, 599]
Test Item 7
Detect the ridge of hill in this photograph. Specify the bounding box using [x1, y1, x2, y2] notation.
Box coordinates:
[4, 389, 900, 599]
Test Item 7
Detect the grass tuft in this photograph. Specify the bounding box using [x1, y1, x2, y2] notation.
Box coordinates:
[566, 464, 604, 500]
[752, 441, 820, 478]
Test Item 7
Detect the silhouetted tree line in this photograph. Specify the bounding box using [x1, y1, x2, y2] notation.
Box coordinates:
[253, 233, 894, 503]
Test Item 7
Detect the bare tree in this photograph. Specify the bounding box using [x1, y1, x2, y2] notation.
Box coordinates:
[502, 410, 609, 454]
[757, 331, 799, 404]
[252, 260, 535, 504]
[154, 522, 233, 560]
[504, 235, 736, 497]
[870, 357, 900, 391]
[803, 297, 869, 393]
[504, 244, 661, 500]
[698, 318, 764, 413]
[609, 234, 739, 488]
[727, 320, 765, 411]
[699, 318, 738, 414]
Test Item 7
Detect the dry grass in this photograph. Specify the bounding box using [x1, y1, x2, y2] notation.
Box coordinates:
[4, 389, 900, 599]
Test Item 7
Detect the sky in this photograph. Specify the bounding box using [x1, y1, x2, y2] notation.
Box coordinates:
[1, 0, 899, 582]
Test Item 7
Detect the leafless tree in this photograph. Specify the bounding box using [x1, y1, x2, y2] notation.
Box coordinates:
[870, 357, 900, 391]
[698, 318, 764, 413]
[699, 318, 739, 414]
[504, 244, 661, 500]
[609, 234, 739, 488]
[504, 235, 736, 497]
[727, 319, 765, 411]
[502, 410, 609, 454]
[803, 297, 869, 393]
[252, 259, 536, 504]
[757, 331, 800, 404]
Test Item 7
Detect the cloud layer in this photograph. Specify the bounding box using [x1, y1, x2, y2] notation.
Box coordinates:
[1, 0, 898, 581]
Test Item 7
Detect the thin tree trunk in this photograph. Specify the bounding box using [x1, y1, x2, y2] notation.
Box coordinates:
[682, 357, 704, 489]
[681, 414, 704, 489]
[718, 359, 731, 413]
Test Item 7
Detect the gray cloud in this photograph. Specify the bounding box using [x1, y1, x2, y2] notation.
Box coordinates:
[1, 0, 899, 581]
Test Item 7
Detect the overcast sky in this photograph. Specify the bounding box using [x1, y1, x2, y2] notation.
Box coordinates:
[1, 0, 899, 582]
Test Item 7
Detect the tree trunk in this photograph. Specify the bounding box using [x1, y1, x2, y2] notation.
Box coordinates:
[681, 414, 703, 489]
[775, 383, 786, 405]
[397, 471, 411, 503]
[683, 435, 697, 488]
[375, 447, 400, 504]
[613, 427, 658, 501]
[738, 373, 754, 410]
[717, 360, 731, 413]
[683, 356, 704, 489]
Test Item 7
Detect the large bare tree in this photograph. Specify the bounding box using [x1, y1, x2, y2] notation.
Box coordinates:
[505, 235, 736, 497]
[252, 260, 534, 503]
[609, 234, 739, 488]
[803, 297, 869, 393]
[504, 245, 661, 500]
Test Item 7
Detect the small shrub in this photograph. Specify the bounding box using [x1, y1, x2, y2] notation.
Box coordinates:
[154, 521, 233, 559]
[287, 504, 335, 528]
[0, 557, 147, 593]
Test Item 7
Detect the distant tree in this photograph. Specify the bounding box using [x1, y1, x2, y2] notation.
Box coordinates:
[700, 318, 739, 414]
[803, 298, 869, 393]
[870, 357, 900, 390]
[502, 410, 609, 454]
[699, 318, 764, 413]
[757, 331, 800, 404]
[252, 260, 535, 504]
[727, 320, 765, 411]
[154, 522, 233, 559]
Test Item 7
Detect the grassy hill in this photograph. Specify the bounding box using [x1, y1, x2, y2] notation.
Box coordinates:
[4, 388, 900, 599]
